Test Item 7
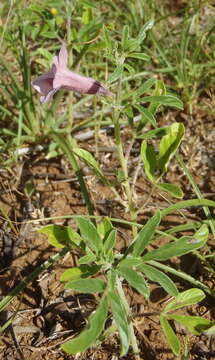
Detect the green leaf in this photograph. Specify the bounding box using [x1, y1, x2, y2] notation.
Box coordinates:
[168, 315, 213, 335]
[64, 278, 106, 293]
[203, 324, 215, 336]
[38, 225, 81, 248]
[108, 65, 124, 84]
[136, 126, 170, 140]
[121, 25, 129, 49]
[134, 105, 157, 127]
[118, 256, 142, 268]
[156, 183, 184, 199]
[130, 210, 161, 256]
[103, 229, 116, 256]
[141, 140, 157, 182]
[142, 229, 208, 262]
[107, 269, 117, 291]
[103, 25, 112, 51]
[141, 95, 183, 110]
[158, 122, 185, 173]
[76, 217, 102, 254]
[109, 291, 130, 356]
[73, 148, 106, 182]
[164, 288, 206, 312]
[160, 315, 180, 356]
[127, 52, 150, 61]
[139, 264, 178, 297]
[61, 296, 108, 354]
[97, 218, 113, 238]
[60, 264, 100, 282]
[194, 224, 209, 242]
[125, 20, 154, 52]
[118, 267, 149, 298]
[78, 248, 97, 264]
[60, 268, 83, 282]
[132, 78, 156, 98]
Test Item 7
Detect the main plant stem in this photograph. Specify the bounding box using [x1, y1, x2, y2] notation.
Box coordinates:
[113, 76, 137, 237]
[116, 278, 140, 358]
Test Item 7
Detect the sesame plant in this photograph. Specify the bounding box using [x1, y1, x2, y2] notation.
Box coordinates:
[0, 1, 215, 359]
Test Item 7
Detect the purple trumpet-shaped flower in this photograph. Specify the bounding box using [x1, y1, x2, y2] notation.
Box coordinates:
[32, 44, 111, 103]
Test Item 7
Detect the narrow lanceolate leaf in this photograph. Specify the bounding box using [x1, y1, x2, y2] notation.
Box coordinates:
[103, 229, 116, 255]
[108, 65, 124, 83]
[158, 122, 185, 174]
[168, 315, 213, 335]
[118, 256, 142, 268]
[97, 218, 113, 238]
[134, 105, 157, 127]
[141, 95, 183, 110]
[109, 291, 130, 356]
[130, 210, 161, 256]
[156, 183, 184, 199]
[64, 278, 106, 293]
[118, 267, 149, 298]
[121, 25, 129, 49]
[78, 249, 96, 264]
[138, 263, 178, 297]
[132, 78, 156, 98]
[160, 315, 180, 356]
[76, 216, 102, 254]
[127, 52, 150, 61]
[142, 233, 207, 262]
[61, 296, 108, 354]
[141, 141, 157, 182]
[73, 148, 106, 182]
[137, 126, 170, 140]
[164, 288, 205, 313]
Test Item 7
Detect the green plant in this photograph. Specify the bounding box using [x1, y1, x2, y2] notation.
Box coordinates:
[0, 1, 214, 358]
[35, 213, 213, 357]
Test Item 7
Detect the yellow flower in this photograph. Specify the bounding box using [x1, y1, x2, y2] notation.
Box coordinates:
[50, 8, 58, 16]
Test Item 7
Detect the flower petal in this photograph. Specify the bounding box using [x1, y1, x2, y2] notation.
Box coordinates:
[40, 87, 60, 104]
[53, 69, 111, 96]
[32, 71, 54, 95]
[58, 44, 68, 69]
